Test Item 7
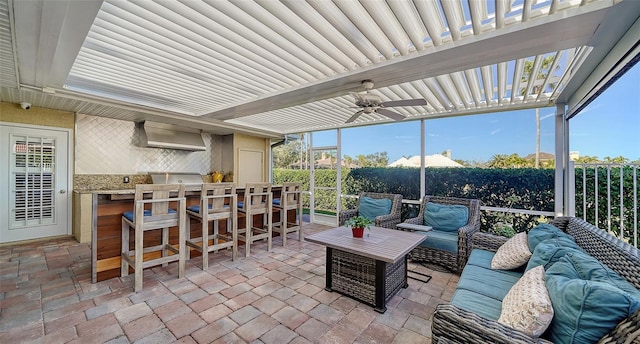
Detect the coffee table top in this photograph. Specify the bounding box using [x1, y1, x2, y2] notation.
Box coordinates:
[305, 226, 427, 263]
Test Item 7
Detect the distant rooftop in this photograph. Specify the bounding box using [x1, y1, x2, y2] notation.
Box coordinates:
[389, 154, 464, 168]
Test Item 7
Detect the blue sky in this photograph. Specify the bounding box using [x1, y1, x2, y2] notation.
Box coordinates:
[315, 62, 639, 163]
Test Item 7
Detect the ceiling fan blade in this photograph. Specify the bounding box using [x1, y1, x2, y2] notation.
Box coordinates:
[376, 108, 406, 121]
[381, 99, 428, 107]
[346, 110, 364, 123]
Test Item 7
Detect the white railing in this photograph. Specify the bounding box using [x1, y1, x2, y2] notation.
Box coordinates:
[571, 163, 639, 247]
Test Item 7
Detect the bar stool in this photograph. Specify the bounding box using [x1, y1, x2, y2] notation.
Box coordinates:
[185, 183, 237, 270]
[238, 183, 272, 257]
[121, 184, 186, 292]
[272, 182, 303, 246]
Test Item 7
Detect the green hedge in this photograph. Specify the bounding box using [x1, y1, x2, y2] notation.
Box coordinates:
[274, 166, 639, 245]
[574, 166, 639, 242]
[273, 167, 555, 232]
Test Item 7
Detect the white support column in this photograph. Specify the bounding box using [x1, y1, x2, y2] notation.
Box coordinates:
[309, 133, 315, 223]
[563, 118, 572, 216]
[337, 128, 342, 219]
[554, 104, 567, 216]
[420, 119, 426, 200]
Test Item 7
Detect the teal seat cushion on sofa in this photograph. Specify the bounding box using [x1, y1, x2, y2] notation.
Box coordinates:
[359, 196, 392, 221]
[418, 230, 458, 253]
[466, 249, 524, 277]
[525, 237, 582, 272]
[423, 202, 469, 232]
[450, 289, 503, 321]
[456, 264, 521, 301]
[545, 257, 640, 344]
[527, 223, 575, 252]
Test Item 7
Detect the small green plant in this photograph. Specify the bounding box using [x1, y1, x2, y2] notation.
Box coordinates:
[493, 223, 516, 238]
[344, 216, 373, 229]
[492, 194, 520, 237]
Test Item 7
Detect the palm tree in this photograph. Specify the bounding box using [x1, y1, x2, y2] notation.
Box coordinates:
[522, 56, 557, 168]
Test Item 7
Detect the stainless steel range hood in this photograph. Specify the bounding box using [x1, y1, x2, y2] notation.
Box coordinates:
[140, 121, 206, 151]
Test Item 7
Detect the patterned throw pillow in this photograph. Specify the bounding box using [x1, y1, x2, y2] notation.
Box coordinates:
[498, 266, 554, 337]
[491, 232, 532, 270]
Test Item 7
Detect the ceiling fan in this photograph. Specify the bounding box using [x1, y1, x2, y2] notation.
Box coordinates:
[346, 80, 428, 123]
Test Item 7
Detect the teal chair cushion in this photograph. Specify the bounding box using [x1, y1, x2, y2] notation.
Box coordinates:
[418, 230, 458, 253]
[525, 237, 582, 272]
[123, 209, 176, 221]
[545, 257, 640, 344]
[423, 202, 469, 233]
[527, 223, 574, 251]
[359, 196, 392, 221]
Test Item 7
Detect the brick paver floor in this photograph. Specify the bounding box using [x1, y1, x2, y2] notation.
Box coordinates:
[0, 223, 458, 343]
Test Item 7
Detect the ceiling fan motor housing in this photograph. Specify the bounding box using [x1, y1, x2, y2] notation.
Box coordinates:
[354, 93, 382, 107]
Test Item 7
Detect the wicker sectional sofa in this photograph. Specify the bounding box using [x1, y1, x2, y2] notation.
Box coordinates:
[432, 216, 640, 343]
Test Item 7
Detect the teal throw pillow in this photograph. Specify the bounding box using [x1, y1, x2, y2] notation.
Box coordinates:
[527, 223, 574, 252]
[358, 196, 392, 222]
[545, 258, 640, 344]
[525, 237, 582, 272]
[423, 202, 469, 233]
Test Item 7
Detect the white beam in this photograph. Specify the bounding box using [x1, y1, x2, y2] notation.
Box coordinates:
[13, 0, 102, 88]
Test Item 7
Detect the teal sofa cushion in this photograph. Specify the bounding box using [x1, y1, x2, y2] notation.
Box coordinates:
[525, 237, 582, 272]
[423, 202, 469, 232]
[359, 196, 392, 221]
[456, 264, 521, 301]
[558, 250, 640, 299]
[418, 230, 458, 253]
[451, 289, 503, 321]
[467, 249, 525, 277]
[545, 258, 640, 344]
[527, 223, 574, 252]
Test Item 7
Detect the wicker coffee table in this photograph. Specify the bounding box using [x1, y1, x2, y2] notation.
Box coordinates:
[306, 226, 426, 313]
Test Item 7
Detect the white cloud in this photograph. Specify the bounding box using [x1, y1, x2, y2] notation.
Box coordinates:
[490, 128, 501, 135]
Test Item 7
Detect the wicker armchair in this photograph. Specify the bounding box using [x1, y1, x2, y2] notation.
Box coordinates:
[338, 192, 402, 229]
[404, 196, 481, 273]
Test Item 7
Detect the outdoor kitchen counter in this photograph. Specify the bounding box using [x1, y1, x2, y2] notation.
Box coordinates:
[79, 186, 291, 283]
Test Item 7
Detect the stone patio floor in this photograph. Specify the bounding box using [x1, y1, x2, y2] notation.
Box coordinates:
[0, 223, 458, 343]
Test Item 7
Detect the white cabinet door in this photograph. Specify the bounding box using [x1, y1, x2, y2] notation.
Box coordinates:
[237, 149, 263, 188]
[0, 124, 71, 243]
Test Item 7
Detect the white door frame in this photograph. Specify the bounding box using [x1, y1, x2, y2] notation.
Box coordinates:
[0, 122, 73, 243]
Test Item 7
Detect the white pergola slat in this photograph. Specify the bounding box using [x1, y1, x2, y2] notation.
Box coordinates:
[1, 0, 636, 136]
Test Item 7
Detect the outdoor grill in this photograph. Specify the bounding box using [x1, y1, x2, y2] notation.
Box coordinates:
[148, 172, 203, 185]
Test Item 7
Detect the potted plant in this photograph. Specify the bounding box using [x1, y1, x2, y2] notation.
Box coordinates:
[344, 216, 373, 238]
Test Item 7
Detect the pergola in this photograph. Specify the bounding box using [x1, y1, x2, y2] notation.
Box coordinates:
[1, 0, 639, 215]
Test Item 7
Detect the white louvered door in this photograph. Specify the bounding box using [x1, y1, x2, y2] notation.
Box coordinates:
[0, 124, 70, 243]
